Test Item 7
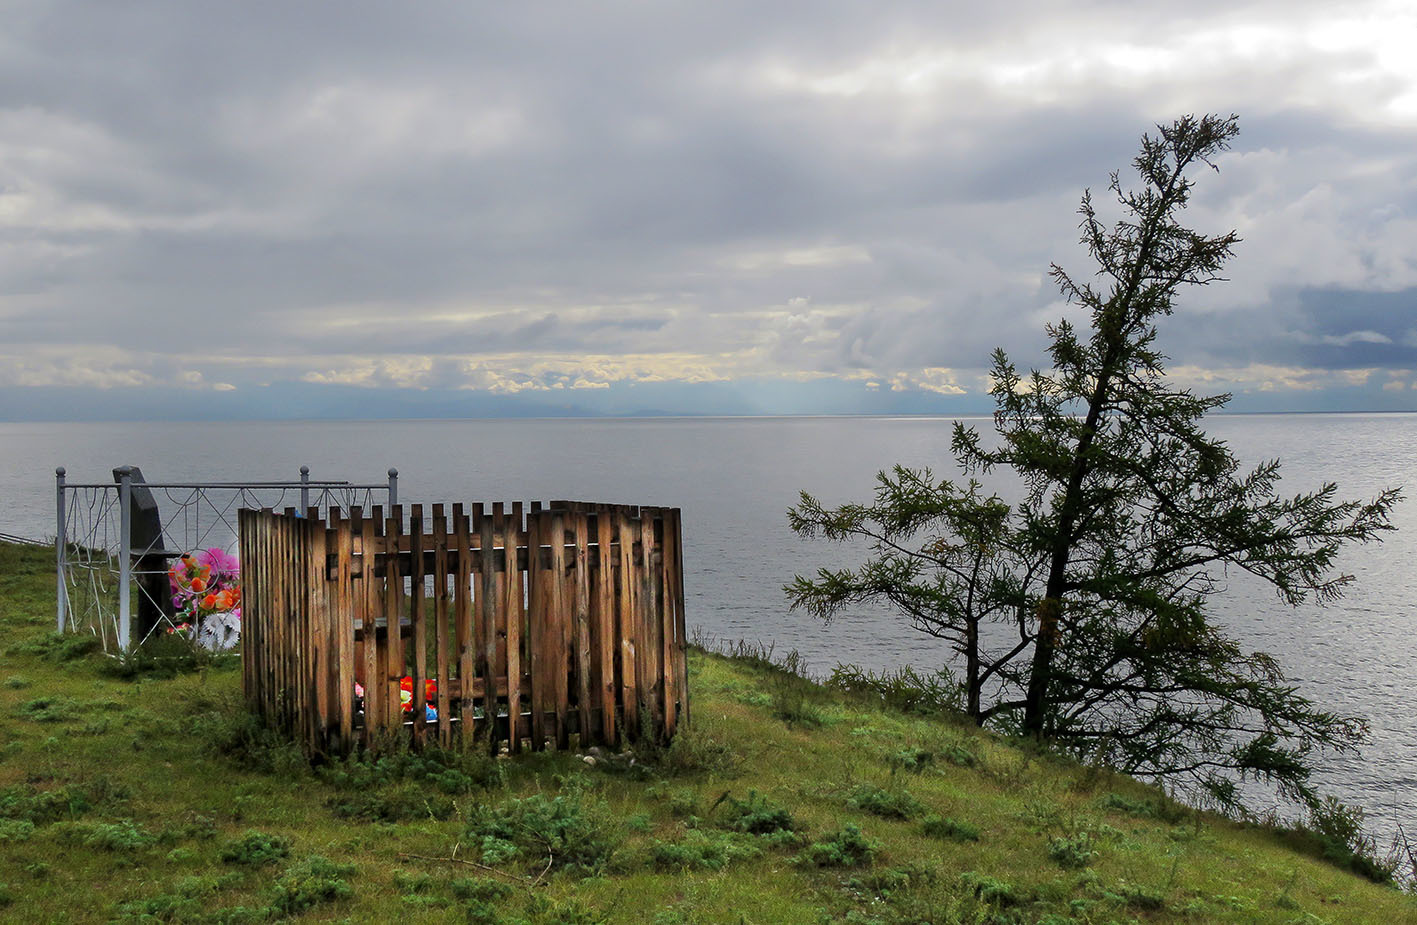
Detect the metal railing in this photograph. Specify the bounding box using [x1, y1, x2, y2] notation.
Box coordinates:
[55, 465, 398, 652]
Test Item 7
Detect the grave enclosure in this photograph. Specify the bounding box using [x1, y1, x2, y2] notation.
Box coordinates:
[238, 501, 688, 757]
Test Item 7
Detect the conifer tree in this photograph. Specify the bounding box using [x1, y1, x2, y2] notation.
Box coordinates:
[788, 114, 1401, 808]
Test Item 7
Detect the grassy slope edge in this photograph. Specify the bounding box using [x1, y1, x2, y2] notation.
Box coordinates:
[0, 541, 1412, 924]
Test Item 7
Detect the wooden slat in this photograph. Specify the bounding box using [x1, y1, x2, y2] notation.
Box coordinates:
[369, 505, 386, 742]
[659, 512, 678, 734]
[670, 508, 690, 728]
[504, 502, 524, 753]
[335, 510, 356, 752]
[526, 509, 546, 750]
[409, 504, 427, 747]
[278, 508, 292, 736]
[479, 506, 498, 752]
[640, 512, 661, 732]
[454, 504, 475, 745]
[491, 502, 507, 712]
[433, 505, 452, 747]
[617, 510, 638, 737]
[350, 509, 367, 744]
[573, 513, 593, 745]
[595, 511, 616, 744]
[384, 506, 405, 736]
[550, 510, 570, 749]
[309, 514, 329, 749]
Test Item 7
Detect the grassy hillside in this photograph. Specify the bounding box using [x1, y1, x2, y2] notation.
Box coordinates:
[0, 540, 1412, 923]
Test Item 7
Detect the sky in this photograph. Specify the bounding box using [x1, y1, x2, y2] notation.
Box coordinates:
[2, 1, 1415, 420]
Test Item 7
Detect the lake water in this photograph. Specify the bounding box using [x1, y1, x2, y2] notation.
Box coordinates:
[1, 414, 1412, 842]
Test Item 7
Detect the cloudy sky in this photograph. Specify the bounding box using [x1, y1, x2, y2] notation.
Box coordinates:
[2, 1, 1415, 419]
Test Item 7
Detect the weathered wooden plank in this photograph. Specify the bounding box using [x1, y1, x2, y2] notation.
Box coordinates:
[309, 514, 329, 750]
[640, 512, 661, 732]
[491, 502, 507, 709]
[479, 506, 498, 752]
[659, 512, 678, 734]
[368, 505, 386, 742]
[432, 505, 452, 747]
[504, 502, 524, 752]
[573, 513, 593, 745]
[409, 504, 427, 747]
[333, 510, 354, 752]
[670, 508, 689, 729]
[453, 504, 474, 746]
[595, 511, 616, 744]
[617, 510, 639, 737]
[277, 508, 291, 737]
[384, 506, 404, 737]
[550, 510, 570, 749]
[526, 508, 546, 750]
[349, 509, 366, 746]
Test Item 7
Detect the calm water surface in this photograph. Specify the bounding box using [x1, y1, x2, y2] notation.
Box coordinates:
[1, 414, 1412, 839]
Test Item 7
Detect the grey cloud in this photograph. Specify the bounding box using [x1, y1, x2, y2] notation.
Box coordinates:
[1, 1, 1414, 409]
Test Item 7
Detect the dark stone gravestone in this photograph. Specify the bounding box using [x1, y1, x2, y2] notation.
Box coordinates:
[114, 466, 176, 642]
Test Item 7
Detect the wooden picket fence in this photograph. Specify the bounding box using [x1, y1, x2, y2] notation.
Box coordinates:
[237, 501, 688, 757]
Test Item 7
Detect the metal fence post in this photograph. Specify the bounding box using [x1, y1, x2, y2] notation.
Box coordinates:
[388, 467, 399, 506]
[117, 467, 133, 652]
[55, 467, 67, 633]
[300, 465, 310, 512]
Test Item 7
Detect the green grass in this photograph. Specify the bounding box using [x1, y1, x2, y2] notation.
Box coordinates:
[0, 540, 1413, 922]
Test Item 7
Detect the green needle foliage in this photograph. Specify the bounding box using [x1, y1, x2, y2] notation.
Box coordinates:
[788, 113, 1401, 812]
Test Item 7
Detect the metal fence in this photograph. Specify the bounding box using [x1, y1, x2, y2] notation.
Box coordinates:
[55, 465, 398, 652]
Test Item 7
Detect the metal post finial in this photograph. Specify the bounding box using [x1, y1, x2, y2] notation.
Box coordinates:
[387, 468, 399, 506]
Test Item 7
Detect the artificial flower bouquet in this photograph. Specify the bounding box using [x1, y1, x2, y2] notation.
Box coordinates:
[168, 547, 242, 650]
[354, 677, 439, 722]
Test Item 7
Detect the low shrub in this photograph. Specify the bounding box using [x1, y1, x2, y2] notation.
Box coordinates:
[796, 823, 880, 868]
[717, 789, 797, 835]
[920, 814, 979, 842]
[64, 819, 156, 851]
[958, 871, 1023, 907]
[1047, 832, 1099, 869]
[827, 664, 964, 715]
[220, 829, 292, 866]
[267, 855, 356, 917]
[648, 829, 762, 871]
[848, 784, 923, 821]
[464, 782, 621, 875]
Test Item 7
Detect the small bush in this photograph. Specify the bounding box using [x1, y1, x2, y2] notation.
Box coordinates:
[884, 747, 934, 773]
[718, 790, 797, 835]
[0, 820, 34, 842]
[1302, 796, 1397, 884]
[1047, 832, 1099, 869]
[393, 869, 435, 895]
[1100, 791, 1187, 823]
[15, 696, 80, 723]
[3, 676, 30, 689]
[848, 784, 923, 821]
[68, 819, 156, 851]
[797, 823, 880, 868]
[100, 631, 229, 679]
[920, 814, 979, 842]
[327, 780, 457, 822]
[220, 829, 292, 866]
[464, 782, 621, 875]
[958, 872, 1023, 907]
[268, 855, 356, 917]
[827, 664, 964, 715]
[7, 633, 102, 663]
[649, 829, 762, 870]
[451, 877, 512, 902]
